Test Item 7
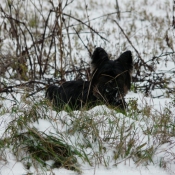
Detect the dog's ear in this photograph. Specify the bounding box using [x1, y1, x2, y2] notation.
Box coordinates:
[116, 50, 133, 74]
[91, 47, 109, 69]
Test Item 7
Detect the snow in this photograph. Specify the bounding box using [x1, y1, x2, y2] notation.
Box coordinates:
[1, 94, 175, 174]
[0, 0, 175, 174]
[0, 154, 170, 175]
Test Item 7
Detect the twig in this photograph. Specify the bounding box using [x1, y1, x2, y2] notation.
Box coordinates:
[113, 19, 153, 71]
[62, 12, 109, 42]
[73, 27, 92, 57]
[173, 0, 175, 28]
[115, 0, 120, 20]
[0, 80, 47, 93]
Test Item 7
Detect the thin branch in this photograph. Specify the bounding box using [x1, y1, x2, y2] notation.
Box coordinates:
[0, 80, 47, 93]
[73, 27, 92, 57]
[113, 19, 153, 71]
[62, 12, 109, 42]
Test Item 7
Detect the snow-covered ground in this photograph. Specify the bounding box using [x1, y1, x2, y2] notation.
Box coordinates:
[0, 0, 175, 175]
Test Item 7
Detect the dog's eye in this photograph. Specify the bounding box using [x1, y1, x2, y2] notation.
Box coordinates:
[115, 91, 119, 97]
[105, 88, 110, 93]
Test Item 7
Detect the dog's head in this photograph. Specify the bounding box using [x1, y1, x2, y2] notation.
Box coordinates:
[91, 47, 133, 107]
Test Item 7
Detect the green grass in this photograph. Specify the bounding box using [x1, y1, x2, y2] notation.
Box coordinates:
[0, 93, 175, 173]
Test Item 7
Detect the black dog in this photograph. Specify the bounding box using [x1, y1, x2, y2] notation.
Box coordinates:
[46, 47, 133, 110]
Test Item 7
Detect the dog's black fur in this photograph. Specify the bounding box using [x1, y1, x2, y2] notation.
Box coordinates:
[46, 47, 133, 110]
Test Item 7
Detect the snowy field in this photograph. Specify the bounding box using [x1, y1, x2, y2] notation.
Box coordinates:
[0, 0, 175, 175]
